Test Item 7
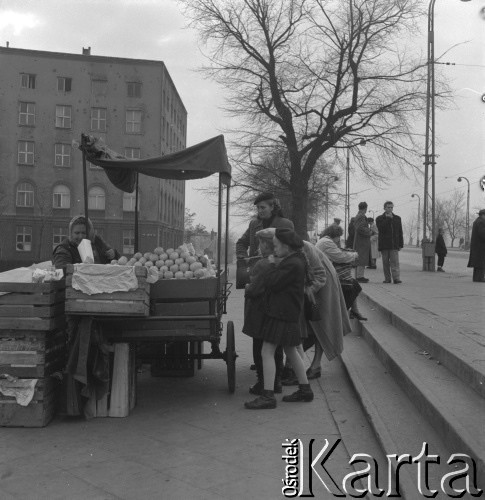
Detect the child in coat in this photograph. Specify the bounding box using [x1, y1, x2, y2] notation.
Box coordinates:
[245, 228, 314, 409]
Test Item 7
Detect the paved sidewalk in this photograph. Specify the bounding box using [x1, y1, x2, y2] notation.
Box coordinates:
[0, 286, 355, 500]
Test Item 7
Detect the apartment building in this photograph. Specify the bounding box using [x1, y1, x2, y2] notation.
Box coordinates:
[0, 45, 187, 269]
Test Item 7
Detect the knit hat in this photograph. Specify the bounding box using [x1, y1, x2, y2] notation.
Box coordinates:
[253, 192, 275, 205]
[275, 228, 304, 249]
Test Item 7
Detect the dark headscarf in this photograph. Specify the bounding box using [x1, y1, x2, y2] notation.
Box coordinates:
[275, 228, 303, 250]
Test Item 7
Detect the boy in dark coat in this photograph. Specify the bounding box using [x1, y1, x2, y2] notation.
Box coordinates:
[435, 228, 447, 272]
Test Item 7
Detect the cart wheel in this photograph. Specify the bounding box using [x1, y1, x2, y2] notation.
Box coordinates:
[226, 321, 236, 393]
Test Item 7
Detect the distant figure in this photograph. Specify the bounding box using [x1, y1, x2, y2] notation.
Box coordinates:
[435, 228, 447, 272]
[376, 201, 404, 284]
[367, 217, 378, 269]
[351, 202, 374, 283]
[333, 218, 341, 226]
[467, 209, 485, 282]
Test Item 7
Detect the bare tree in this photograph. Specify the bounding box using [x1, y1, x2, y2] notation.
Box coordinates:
[404, 213, 417, 246]
[180, 0, 444, 236]
[441, 189, 466, 248]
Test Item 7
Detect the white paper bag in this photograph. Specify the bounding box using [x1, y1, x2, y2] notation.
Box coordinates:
[78, 239, 94, 263]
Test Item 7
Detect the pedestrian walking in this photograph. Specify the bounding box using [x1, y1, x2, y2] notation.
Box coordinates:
[367, 217, 379, 269]
[376, 201, 404, 284]
[467, 209, 485, 282]
[352, 202, 374, 283]
[245, 228, 314, 409]
[435, 228, 447, 272]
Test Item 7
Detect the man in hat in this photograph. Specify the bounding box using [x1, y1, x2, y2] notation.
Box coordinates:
[468, 209, 485, 282]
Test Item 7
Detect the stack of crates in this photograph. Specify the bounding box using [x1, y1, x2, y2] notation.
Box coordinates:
[0, 280, 66, 427]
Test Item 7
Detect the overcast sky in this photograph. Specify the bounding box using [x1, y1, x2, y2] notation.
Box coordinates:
[1, 0, 484, 239]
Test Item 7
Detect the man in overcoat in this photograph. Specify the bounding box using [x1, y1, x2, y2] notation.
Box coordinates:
[376, 201, 404, 284]
[468, 209, 485, 282]
[352, 202, 373, 283]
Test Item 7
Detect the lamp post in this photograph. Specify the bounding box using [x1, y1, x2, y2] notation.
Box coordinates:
[457, 176, 470, 247]
[344, 139, 366, 241]
[423, 0, 471, 269]
[324, 175, 339, 229]
[412, 193, 421, 247]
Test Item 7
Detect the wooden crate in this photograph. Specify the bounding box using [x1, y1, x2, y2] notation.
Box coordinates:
[0, 329, 66, 378]
[65, 264, 150, 317]
[84, 343, 136, 418]
[150, 275, 223, 301]
[0, 281, 66, 331]
[0, 377, 59, 427]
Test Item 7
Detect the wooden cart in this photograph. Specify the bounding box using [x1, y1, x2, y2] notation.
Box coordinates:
[69, 134, 236, 393]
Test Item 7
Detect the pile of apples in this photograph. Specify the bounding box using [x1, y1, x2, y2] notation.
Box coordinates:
[111, 246, 215, 280]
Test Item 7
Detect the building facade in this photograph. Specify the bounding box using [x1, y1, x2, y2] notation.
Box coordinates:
[0, 46, 187, 269]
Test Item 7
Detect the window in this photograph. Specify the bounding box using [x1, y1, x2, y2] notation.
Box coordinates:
[16, 226, 32, 251]
[52, 227, 68, 249]
[127, 82, 142, 98]
[91, 79, 107, 96]
[124, 147, 141, 159]
[57, 77, 72, 92]
[125, 110, 142, 134]
[52, 185, 70, 209]
[18, 141, 35, 165]
[88, 186, 105, 210]
[20, 73, 36, 89]
[123, 192, 137, 212]
[16, 182, 34, 207]
[91, 108, 107, 132]
[54, 144, 71, 167]
[122, 230, 135, 255]
[55, 105, 72, 128]
[18, 102, 35, 126]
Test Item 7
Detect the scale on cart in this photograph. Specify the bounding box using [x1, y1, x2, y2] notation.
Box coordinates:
[72, 134, 236, 393]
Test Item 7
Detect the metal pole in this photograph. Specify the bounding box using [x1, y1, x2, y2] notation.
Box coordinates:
[412, 194, 421, 247]
[81, 137, 89, 226]
[345, 150, 350, 241]
[458, 176, 470, 247]
[430, 0, 436, 246]
[134, 172, 139, 253]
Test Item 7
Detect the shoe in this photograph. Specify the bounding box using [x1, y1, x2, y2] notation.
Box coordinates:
[437, 268, 445, 272]
[383, 280, 391, 283]
[274, 376, 283, 394]
[282, 384, 314, 403]
[350, 310, 367, 321]
[356, 277, 369, 283]
[250, 364, 256, 371]
[393, 280, 402, 284]
[306, 367, 321, 380]
[245, 390, 276, 409]
[249, 380, 264, 395]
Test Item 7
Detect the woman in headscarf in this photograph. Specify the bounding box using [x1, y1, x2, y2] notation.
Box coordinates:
[52, 216, 119, 418]
[52, 215, 119, 269]
[236, 193, 294, 393]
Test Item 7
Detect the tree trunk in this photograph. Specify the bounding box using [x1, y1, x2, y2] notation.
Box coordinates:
[290, 180, 309, 239]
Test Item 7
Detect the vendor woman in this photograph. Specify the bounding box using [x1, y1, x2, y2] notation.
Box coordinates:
[53, 215, 119, 418]
[53, 215, 119, 268]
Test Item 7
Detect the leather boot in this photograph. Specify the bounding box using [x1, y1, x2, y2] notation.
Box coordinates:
[244, 390, 276, 409]
[350, 300, 367, 321]
[282, 384, 314, 403]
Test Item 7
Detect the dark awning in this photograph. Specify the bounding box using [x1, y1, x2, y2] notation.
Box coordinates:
[80, 134, 232, 193]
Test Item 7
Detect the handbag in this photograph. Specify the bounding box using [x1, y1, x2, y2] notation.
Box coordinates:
[304, 288, 321, 322]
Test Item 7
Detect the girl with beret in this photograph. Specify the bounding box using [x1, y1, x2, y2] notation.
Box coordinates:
[245, 228, 314, 409]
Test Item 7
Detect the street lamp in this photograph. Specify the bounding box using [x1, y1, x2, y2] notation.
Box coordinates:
[423, 0, 471, 265]
[457, 176, 470, 247]
[345, 139, 366, 240]
[411, 193, 421, 247]
[324, 175, 339, 229]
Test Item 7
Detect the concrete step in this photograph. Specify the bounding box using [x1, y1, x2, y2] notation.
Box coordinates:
[359, 287, 485, 400]
[346, 299, 485, 486]
[340, 327, 481, 498]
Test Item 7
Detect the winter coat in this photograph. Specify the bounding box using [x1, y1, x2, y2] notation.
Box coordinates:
[353, 212, 373, 266]
[435, 234, 447, 257]
[376, 213, 404, 251]
[467, 216, 485, 269]
[235, 215, 294, 258]
[52, 235, 119, 269]
[303, 241, 352, 361]
[264, 251, 306, 323]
